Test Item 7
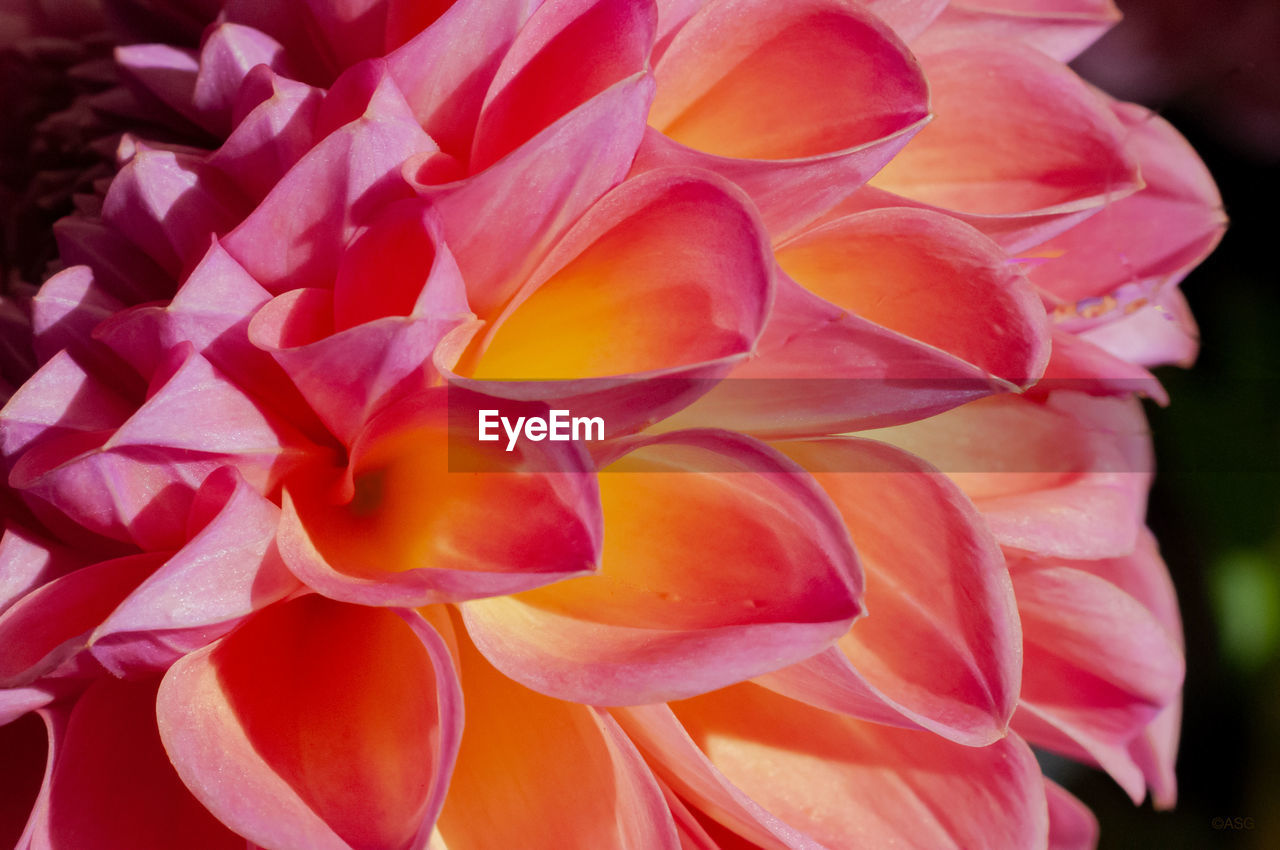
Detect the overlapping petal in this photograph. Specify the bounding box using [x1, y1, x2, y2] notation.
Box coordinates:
[463, 430, 861, 705]
[157, 595, 462, 850]
[617, 684, 1050, 849]
[279, 389, 602, 606]
[756, 437, 1020, 746]
[640, 0, 930, 236]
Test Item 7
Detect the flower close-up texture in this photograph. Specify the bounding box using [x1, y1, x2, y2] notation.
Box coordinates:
[0, 1, 1232, 848]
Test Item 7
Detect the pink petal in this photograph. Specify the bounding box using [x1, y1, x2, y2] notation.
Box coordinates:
[25, 677, 244, 849]
[278, 389, 602, 606]
[157, 596, 461, 850]
[1033, 102, 1223, 365]
[866, 391, 1152, 559]
[206, 67, 324, 204]
[1078, 285, 1200, 369]
[617, 686, 1050, 849]
[756, 437, 1020, 746]
[52, 218, 173, 305]
[1045, 780, 1099, 850]
[385, 0, 537, 161]
[93, 241, 326, 442]
[29, 266, 124, 368]
[10, 346, 308, 549]
[221, 60, 434, 293]
[101, 144, 247, 281]
[656, 271, 1001, 438]
[446, 169, 772, 436]
[114, 43, 206, 130]
[192, 23, 294, 135]
[776, 208, 1050, 386]
[1040, 330, 1168, 406]
[870, 43, 1141, 231]
[470, 0, 655, 171]
[463, 430, 861, 705]
[409, 76, 654, 320]
[89, 466, 301, 675]
[433, 625, 680, 850]
[1011, 550, 1185, 803]
[248, 200, 472, 444]
[0, 525, 85, 616]
[917, 0, 1122, 62]
[0, 346, 137, 463]
[641, 0, 930, 236]
[0, 552, 163, 687]
[860, 0, 951, 41]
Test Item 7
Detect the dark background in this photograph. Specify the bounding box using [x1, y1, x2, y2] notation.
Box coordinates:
[1062, 1, 1280, 846]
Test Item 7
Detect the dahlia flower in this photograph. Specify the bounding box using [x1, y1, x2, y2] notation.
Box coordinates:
[0, 1, 1223, 848]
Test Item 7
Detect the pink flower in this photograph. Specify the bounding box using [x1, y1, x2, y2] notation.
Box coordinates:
[0, 1, 1222, 848]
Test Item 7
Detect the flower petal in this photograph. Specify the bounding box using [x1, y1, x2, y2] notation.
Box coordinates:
[756, 436, 1020, 746]
[408, 76, 653, 321]
[157, 596, 462, 850]
[0, 552, 162, 687]
[471, 0, 656, 171]
[248, 200, 471, 444]
[865, 391, 1151, 559]
[1045, 780, 1099, 850]
[433, 623, 680, 850]
[279, 389, 602, 606]
[464, 430, 861, 704]
[88, 466, 300, 674]
[776, 208, 1050, 387]
[617, 685, 1050, 849]
[917, 0, 1121, 62]
[447, 169, 772, 436]
[869, 43, 1141, 240]
[642, 0, 930, 236]
[26, 677, 244, 849]
[221, 60, 434, 293]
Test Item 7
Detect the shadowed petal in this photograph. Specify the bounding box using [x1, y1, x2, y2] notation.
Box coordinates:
[433, 623, 680, 850]
[757, 437, 1020, 746]
[157, 596, 462, 850]
[617, 685, 1050, 849]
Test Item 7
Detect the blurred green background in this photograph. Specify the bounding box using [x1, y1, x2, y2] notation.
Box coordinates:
[1065, 2, 1280, 845]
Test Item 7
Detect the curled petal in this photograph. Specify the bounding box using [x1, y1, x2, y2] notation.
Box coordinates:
[1045, 780, 1099, 850]
[464, 430, 861, 705]
[221, 61, 434, 293]
[617, 686, 1050, 849]
[0, 553, 162, 687]
[917, 0, 1121, 62]
[866, 391, 1152, 559]
[206, 68, 324, 204]
[385, 0, 537, 160]
[409, 76, 653, 321]
[25, 678, 244, 849]
[0, 526, 84, 616]
[279, 390, 602, 606]
[868, 43, 1141, 247]
[101, 145, 247, 281]
[446, 169, 772, 436]
[776, 208, 1050, 387]
[642, 0, 930, 236]
[471, 0, 656, 171]
[88, 466, 300, 675]
[157, 596, 462, 850]
[756, 437, 1020, 746]
[248, 201, 472, 444]
[433, 624, 680, 850]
